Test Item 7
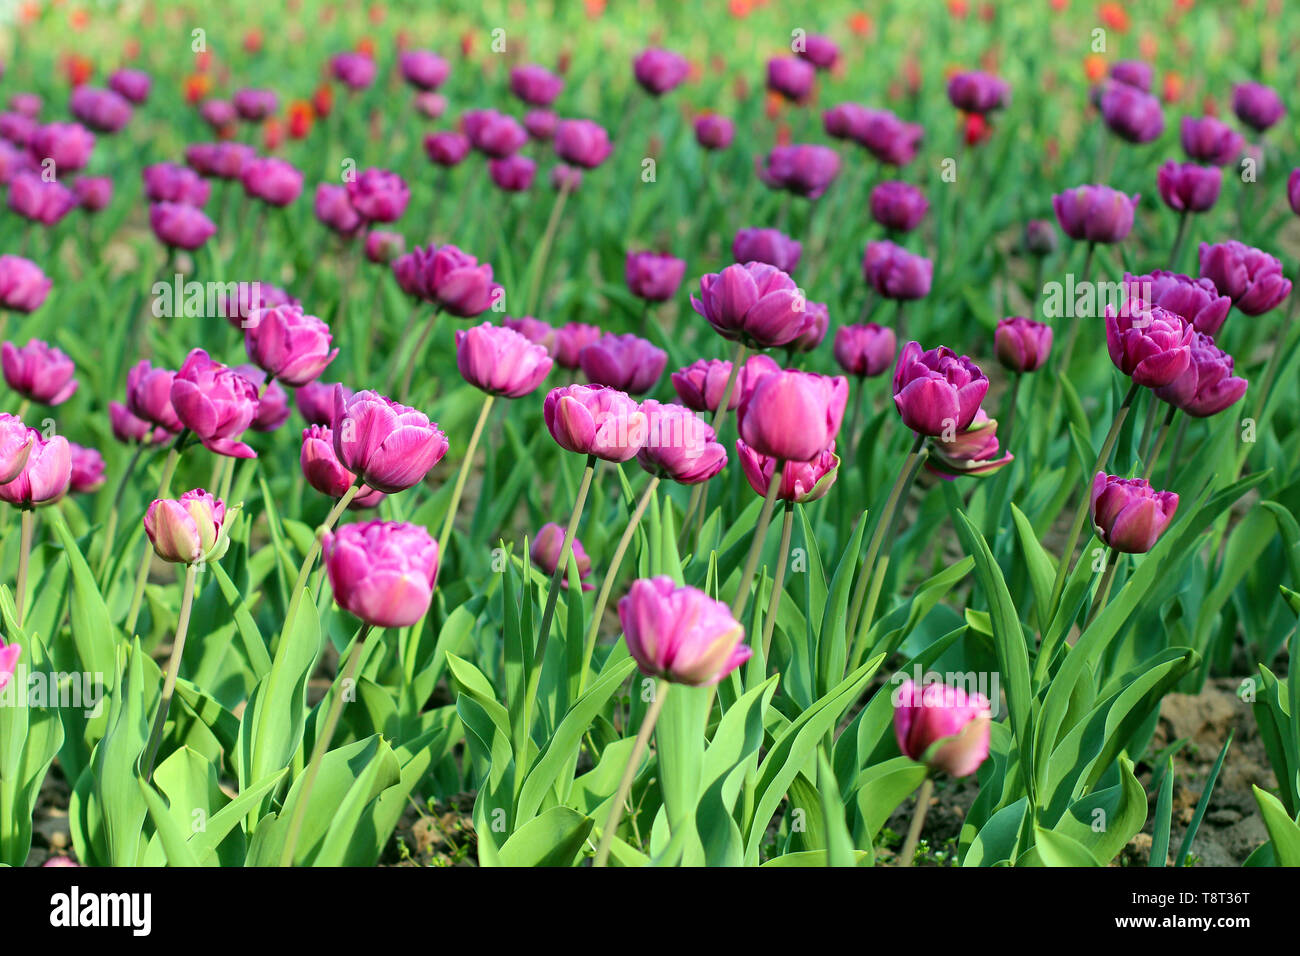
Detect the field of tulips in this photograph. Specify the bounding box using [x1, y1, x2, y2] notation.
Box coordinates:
[0, 0, 1297, 879]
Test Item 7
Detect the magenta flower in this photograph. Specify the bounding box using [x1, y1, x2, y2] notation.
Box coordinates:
[241, 156, 303, 206]
[524, 109, 558, 141]
[554, 119, 612, 169]
[756, 144, 840, 199]
[149, 202, 216, 250]
[947, 71, 1010, 114]
[108, 69, 151, 104]
[926, 409, 1013, 479]
[550, 163, 583, 192]
[503, 315, 556, 355]
[869, 181, 929, 233]
[1290, 169, 1300, 217]
[788, 301, 828, 352]
[143, 162, 211, 206]
[823, 103, 871, 142]
[424, 131, 471, 167]
[737, 369, 847, 462]
[346, 168, 410, 223]
[543, 384, 648, 462]
[315, 183, 363, 237]
[1090, 473, 1179, 554]
[834, 323, 897, 378]
[220, 281, 298, 330]
[625, 251, 686, 302]
[242, 367, 290, 432]
[8, 93, 42, 118]
[126, 361, 182, 433]
[1100, 82, 1164, 143]
[109, 401, 169, 446]
[0, 414, 34, 484]
[510, 64, 564, 106]
[455, 323, 553, 398]
[1110, 60, 1153, 92]
[332, 388, 449, 493]
[555, 322, 603, 369]
[0, 255, 52, 313]
[199, 100, 238, 131]
[994, 317, 1053, 373]
[300, 425, 383, 506]
[1052, 185, 1138, 244]
[7, 173, 76, 225]
[1232, 82, 1284, 132]
[404, 244, 503, 317]
[767, 57, 815, 102]
[415, 92, 448, 120]
[0, 642, 19, 692]
[636, 400, 727, 484]
[488, 154, 537, 192]
[364, 230, 405, 264]
[69, 87, 131, 133]
[1123, 270, 1231, 337]
[1023, 219, 1058, 257]
[694, 114, 734, 150]
[1153, 332, 1248, 418]
[633, 49, 690, 96]
[736, 439, 839, 503]
[0, 140, 33, 185]
[0, 431, 71, 508]
[892, 342, 989, 436]
[671, 354, 779, 413]
[1180, 116, 1244, 167]
[244, 304, 338, 386]
[863, 240, 933, 300]
[233, 89, 279, 121]
[463, 109, 527, 158]
[330, 52, 377, 91]
[1198, 241, 1292, 316]
[732, 227, 801, 273]
[74, 176, 112, 212]
[400, 50, 450, 91]
[579, 333, 667, 395]
[0, 112, 36, 146]
[797, 35, 839, 70]
[170, 349, 261, 458]
[893, 679, 992, 777]
[322, 521, 439, 628]
[1157, 161, 1221, 213]
[186, 142, 254, 180]
[296, 380, 349, 426]
[143, 488, 227, 564]
[530, 523, 593, 590]
[691, 261, 809, 348]
[68, 443, 105, 493]
[2, 340, 77, 405]
[618, 577, 750, 686]
[28, 122, 94, 172]
[1104, 300, 1194, 387]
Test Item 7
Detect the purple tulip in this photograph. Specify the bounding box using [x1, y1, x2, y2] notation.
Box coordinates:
[424, 131, 471, 167]
[1105, 300, 1194, 387]
[241, 368, 291, 432]
[1110, 60, 1153, 92]
[456, 323, 553, 398]
[241, 156, 303, 206]
[1, 340, 77, 405]
[524, 109, 558, 141]
[199, 99, 238, 131]
[693, 114, 735, 150]
[331, 52, 377, 91]
[143, 162, 211, 206]
[74, 176, 112, 212]
[322, 521, 439, 628]
[555, 322, 603, 369]
[0, 140, 33, 185]
[756, 144, 840, 199]
[297, 380, 349, 426]
[244, 304, 338, 386]
[510, 64, 564, 106]
[625, 251, 686, 302]
[870, 180, 929, 232]
[8, 93, 41, 118]
[488, 154, 537, 192]
[892, 342, 989, 437]
[110, 401, 169, 446]
[1123, 270, 1232, 338]
[415, 93, 448, 120]
[671, 354, 780, 413]
[737, 369, 847, 462]
[220, 281, 299, 330]
[364, 230, 405, 264]
[926, 408, 1013, 478]
[1051, 184, 1138, 244]
[797, 35, 839, 71]
[170, 349, 261, 458]
[28, 122, 94, 172]
[0, 643, 19, 693]
[332, 388, 449, 493]
[1232, 82, 1284, 133]
[1153, 331, 1248, 419]
[736, 439, 838, 503]
[1090, 473, 1179, 554]
[400, 50, 450, 91]
[186, 141, 254, 180]
[403, 244, 503, 317]
[69, 87, 131, 133]
[579, 333, 667, 395]
[1157, 161, 1221, 213]
[1180, 116, 1244, 167]
[315, 183, 363, 237]
[108, 69, 151, 104]
[863, 240, 933, 300]
[68, 443, 105, 493]
[767, 57, 815, 102]
[233, 89, 278, 122]
[530, 523, 593, 590]
[301, 425, 383, 507]
[501, 315, 555, 355]
[636, 400, 727, 484]
[463, 109, 527, 158]
[543, 384, 648, 462]
[732, 227, 801, 273]
[143, 489, 225, 564]
[633, 49, 689, 96]
[346, 168, 410, 222]
[149, 201, 216, 250]
[7, 172, 77, 225]
[0, 431, 70, 508]
[1289, 169, 1300, 217]
[554, 119, 612, 169]
[893, 679, 992, 777]
[0, 111, 36, 147]
[691, 261, 810, 349]
[995, 317, 1053, 373]
[550, 164, 583, 192]
[947, 71, 1010, 114]
[618, 577, 750, 686]
[0, 255, 51, 313]
[788, 300, 828, 352]
[834, 324, 897, 378]
[1023, 219, 1058, 257]
[1198, 241, 1292, 316]
[0, 414, 34, 484]
[127, 361, 183, 433]
[823, 103, 871, 142]
[1100, 82, 1164, 143]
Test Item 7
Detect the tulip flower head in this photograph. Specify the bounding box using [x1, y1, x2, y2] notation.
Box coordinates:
[1198, 241, 1292, 316]
[0, 431, 71, 508]
[1156, 161, 1221, 213]
[736, 439, 839, 503]
[510, 64, 564, 106]
[892, 341, 989, 437]
[143, 489, 228, 564]
[690, 261, 810, 349]
[1052, 185, 1138, 244]
[0, 414, 34, 484]
[346, 167, 410, 223]
[670, 354, 780, 413]
[243, 304, 338, 387]
[554, 119, 612, 169]
[756, 144, 840, 199]
[322, 521, 439, 628]
[530, 522, 593, 590]
[68, 443, 105, 493]
[636, 400, 727, 484]
[893, 679, 992, 777]
[170, 349, 261, 458]
[947, 71, 1010, 114]
[543, 384, 648, 462]
[1090, 473, 1179, 553]
[455, 323, 553, 398]
[2, 339, 77, 405]
[863, 240, 933, 300]
[149, 201, 217, 250]
[1100, 82, 1164, 143]
[767, 57, 815, 102]
[1232, 82, 1284, 133]
[618, 576, 751, 686]
[332, 388, 449, 493]
[926, 408, 1013, 479]
[1104, 300, 1193, 387]
[401, 50, 450, 91]
[732, 227, 801, 273]
[633, 48, 690, 96]
[554, 322, 604, 369]
[488, 154, 537, 192]
[424, 131, 471, 167]
[1153, 331, 1248, 418]
[694, 114, 734, 150]
[0, 256, 52, 313]
[737, 369, 847, 463]
[1180, 116, 1243, 166]
[1123, 270, 1231, 337]
[300, 425, 384, 507]
[870, 181, 929, 233]
[625, 251, 686, 302]
[994, 317, 1053, 373]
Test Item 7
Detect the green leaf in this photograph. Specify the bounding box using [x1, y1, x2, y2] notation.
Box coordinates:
[1252, 785, 1300, 867]
[497, 806, 594, 867]
[1149, 756, 1174, 867]
[1174, 732, 1232, 867]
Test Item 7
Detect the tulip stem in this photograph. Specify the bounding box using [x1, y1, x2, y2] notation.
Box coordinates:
[1084, 547, 1120, 631]
[396, 307, 443, 401]
[1164, 414, 1191, 488]
[761, 496, 795, 664]
[1168, 211, 1191, 272]
[679, 341, 747, 546]
[899, 776, 933, 867]
[1137, 392, 1162, 465]
[434, 393, 495, 587]
[847, 432, 927, 669]
[1002, 374, 1022, 448]
[281, 480, 362, 646]
[729, 460, 785, 621]
[279, 622, 374, 866]
[124, 429, 190, 635]
[1143, 405, 1178, 482]
[593, 678, 669, 867]
[15, 399, 29, 421]
[520, 455, 596, 760]
[97, 442, 147, 582]
[846, 375, 866, 463]
[1041, 242, 1095, 456]
[141, 561, 198, 781]
[1046, 379, 1141, 623]
[577, 475, 659, 698]
[526, 178, 572, 316]
[15, 509, 34, 627]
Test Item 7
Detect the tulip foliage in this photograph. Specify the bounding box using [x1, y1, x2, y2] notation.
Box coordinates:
[1, 0, 1299, 872]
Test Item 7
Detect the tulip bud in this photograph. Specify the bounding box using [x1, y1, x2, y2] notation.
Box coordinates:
[149, 201, 216, 250]
[1090, 473, 1179, 553]
[1052, 184, 1138, 244]
[1, 339, 77, 405]
[0, 413, 34, 484]
[994, 317, 1053, 373]
[400, 50, 450, 91]
[625, 251, 686, 302]
[0, 432, 71, 508]
[455, 323, 553, 398]
[870, 181, 929, 233]
[170, 349, 261, 458]
[144, 489, 227, 564]
[543, 384, 648, 462]
[1156, 161, 1221, 213]
[529, 522, 592, 590]
[946, 71, 1010, 114]
[636, 400, 727, 484]
[736, 439, 839, 503]
[892, 341, 989, 437]
[633, 49, 689, 96]
[1104, 300, 1193, 387]
[1100, 82, 1164, 143]
[1198, 241, 1292, 316]
[863, 240, 933, 300]
[892, 679, 992, 777]
[0, 255, 52, 313]
[618, 576, 751, 686]
[69, 442, 105, 493]
[509, 64, 563, 106]
[579, 333, 667, 395]
[1232, 82, 1284, 133]
[243, 304, 339, 386]
[321, 520, 438, 628]
[834, 323, 897, 378]
[737, 369, 847, 463]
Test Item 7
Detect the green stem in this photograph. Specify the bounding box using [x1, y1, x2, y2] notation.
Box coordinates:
[397, 307, 443, 400]
[577, 475, 659, 698]
[1168, 211, 1190, 272]
[729, 459, 785, 620]
[278, 623, 374, 866]
[124, 430, 190, 634]
[679, 341, 747, 546]
[281, 481, 362, 644]
[15, 509, 34, 626]
[434, 393, 495, 587]
[899, 776, 933, 867]
[593, 678, 668, 867]
[1143, 405, 1178, 482]
[526, 178, 572, 315]
[142, 561, 199, 781]
[760, 497, 795, 663]
[1083, 547, 1119, 631]
[97, 441, 147, 581]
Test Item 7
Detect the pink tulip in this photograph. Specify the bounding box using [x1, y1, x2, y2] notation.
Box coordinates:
[1153, 332, 1248, 419]
[510, 64, 564, 106]
[618, 576, 751, 686]
[170, 349, 261, 458]
[143, 489, 226, 564]
[947, 71, 1010, 113]
[332, 388, 449, 493]
[149, 202, 216, 250]
[314, 183, 363, 237]
[346, 167, 410, 223]
[633, 49, 690, 96]
[1123, 271, 1231, 337]
[109, 401, 169, 446]
[0, 413, 34, 483]
[0, 255, 52, 313]
[863, 240, 932, 300]
[1090, 473, 1180, 554]
[0, 432, 71, 507]
[0, 642, 19, 692]
[671, 353, 780, 413]
[554, 119, 612, 169]
[543, 384, 648, 462]
[530, 522, 593, 590]
[554, 322, 603, 369]
[300, 425, 384, 506]
[694, 114, 734, 150]
[893, 679, 992, 777]
[502, 315, 556, 355]
[579, 333, 667, 395]
[296, 380, 349, 426]
[241, 156, 303, 206]
[926, 409, 1013, 478]
[463, 109, 527, 158]
[733, 228, 801, 273]
[737, 369, 847, 462]
[767, 57, 815, 102]
[892, 342, 989, 437]
[756, 144, 840, 199]
[400, 50, 450, 91]
[143, 162, 211, 206]
[68, 442, 105, 493]
[994, 317, 1053, 373]
[2, 340, 77, 405]
[69, 87, 132, 133]
[1198, 241, 1292, 316]
[625, 251, 686, 302]
[1104, 300, 1193, 387]
[330, 52, 377, 91]
[7, 172, 76, 225]
[736, 439, 839, 503]
[455, 323, 553, 398]
[28, 122, 95, 172]
[690, 261, 810, 349]
[322, 521, 439, 628]
[636, 400, 727, 484]
[834, 323, 897, 378]
[488, 154, 537, 192]
[234, 366, 291, 432]
[126, 360, 183, 433]
[244, 304, 338, 386]
[424, 131, 470, 167]
[364, 230, 405, 265]
[108, 69, 151, 104]
[524, 109, 558, 142]
[74, 176, 112, 212]
[232, 89, 279, 122]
